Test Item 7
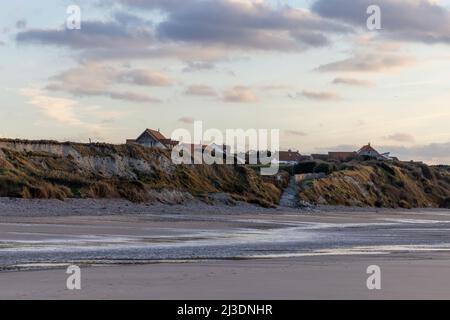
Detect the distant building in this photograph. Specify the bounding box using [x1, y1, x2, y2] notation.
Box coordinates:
[357, 143, 390, 160]
[311, 143, 391, 162]
[127, 129, 179, 150]
[276, 150, 304, 165]
[328, 151, 357, 162]
[311, 154, 329, 161]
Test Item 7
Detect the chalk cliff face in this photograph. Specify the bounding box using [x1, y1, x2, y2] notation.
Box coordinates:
[0, 139, 282, 207]
[0, 140, 171, 179]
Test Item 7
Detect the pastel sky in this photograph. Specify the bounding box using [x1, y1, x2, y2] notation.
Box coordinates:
[1, 0, 450, 164]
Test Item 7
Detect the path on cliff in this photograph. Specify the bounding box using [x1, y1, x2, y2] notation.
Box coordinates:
[279, 176, 298, 207]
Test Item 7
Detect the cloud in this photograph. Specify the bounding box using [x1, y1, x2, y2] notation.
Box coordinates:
[384, 142, 450, 164]
[20, 87, 82, 126]
[178, 117, 196, 124]
[185, 85, 217, 97]
[120, 0, 352, 50]
[299, 90, 342, 101]
[284, 130, 307, 137]
[384, 133, 416, 143]
[222, 86, 258, 103]
[17, 19, 155, 51]
[46, 62, 165, 103]
[312, 0, 450, 45]
[182, 61, 216, 72]
[316, 53, 415, 73]
[19, 87, 123, 141]
[108, 91, 161, 103]
[118, 70, 172, 86]
[17, 0, 352, 63]
[332, 77, 373, 87]
[316, 142, 450, 165]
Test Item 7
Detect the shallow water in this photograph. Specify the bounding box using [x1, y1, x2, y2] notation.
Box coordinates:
[2, 213, 450, 270]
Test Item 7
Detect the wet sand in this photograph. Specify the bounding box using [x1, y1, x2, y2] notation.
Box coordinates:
[1, 198, 450, 299]
[2, 255, 450, 299]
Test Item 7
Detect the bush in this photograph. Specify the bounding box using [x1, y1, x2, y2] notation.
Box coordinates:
[314, 162, 336, 175]
[294, 161, 317, 174]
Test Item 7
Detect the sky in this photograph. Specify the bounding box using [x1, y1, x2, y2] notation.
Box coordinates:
[0, 0, 450, 164]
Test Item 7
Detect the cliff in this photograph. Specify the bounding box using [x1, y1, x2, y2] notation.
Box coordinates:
[297, 160, 450, 209]
[0, 139, 282, 207]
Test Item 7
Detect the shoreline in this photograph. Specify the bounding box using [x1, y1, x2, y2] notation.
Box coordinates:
[1, 197, 448, 217]
[1, 199, 450, 299]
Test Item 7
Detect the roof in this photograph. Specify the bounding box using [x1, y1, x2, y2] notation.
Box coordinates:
[145, 129, 166, 141]
[160, 139, 179, 147]
[328, 151, 357, 160]
[358, 143, 380, 155]
[278, 150, 303, 162]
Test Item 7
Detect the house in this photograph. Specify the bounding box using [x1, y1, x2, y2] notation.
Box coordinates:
[173, 142, 234, 164]
[328, 151, 357, 162]
[357, 143, 390, 160]
[311, 154, 329, 161]
[127, 129, 179, 150]
[275, 150, 304, 165]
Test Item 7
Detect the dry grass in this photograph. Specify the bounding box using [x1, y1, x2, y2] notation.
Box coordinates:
[0, 142, 283, 206]
[299, 160, 450, 208]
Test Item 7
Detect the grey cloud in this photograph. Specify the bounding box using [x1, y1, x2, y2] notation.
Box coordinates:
[12, 0, 365, 76]
[185, 85, 217, 97]
[312, 0, 450, 44]
[17, 0, 352, 59]
[16, 19, 155, 52]
[16, 17, 226, 61]
[317, 142, 450, 164]
[118, 70, 172, 86]
[290, 30, 330, 47]
[152, 0, 351, 50]
[108, 91, 161, 103]
[384, 142, 450, 163]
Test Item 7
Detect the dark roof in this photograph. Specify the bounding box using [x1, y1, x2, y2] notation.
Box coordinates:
[279, 150, 302, 162]
[328, 151, 357, 160]
[160, 139, 179, 147]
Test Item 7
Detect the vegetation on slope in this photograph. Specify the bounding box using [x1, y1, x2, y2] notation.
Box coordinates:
[298, 160, 450, 208]
[0, 143, 282, 207]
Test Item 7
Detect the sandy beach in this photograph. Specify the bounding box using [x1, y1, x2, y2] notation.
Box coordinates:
[1, 198, 450, 299]
[3, 255, 450, 300]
